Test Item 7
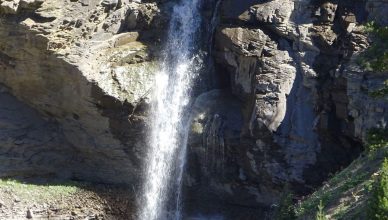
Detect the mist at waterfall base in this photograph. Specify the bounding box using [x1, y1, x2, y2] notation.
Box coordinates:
[138, 0, 205, 220]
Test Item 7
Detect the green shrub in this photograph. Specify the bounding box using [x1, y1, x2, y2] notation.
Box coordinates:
[367, 158, 388, 220]
[274, 188, 296, 220]
[359, 22, 388, 72]
[366, 128, 388, 153]
[369, 80, 388, 98]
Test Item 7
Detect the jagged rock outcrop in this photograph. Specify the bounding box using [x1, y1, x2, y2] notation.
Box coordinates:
[343, 1, 388, 140]
[185, 0, 387, 214]
[0, 0, 171, 184]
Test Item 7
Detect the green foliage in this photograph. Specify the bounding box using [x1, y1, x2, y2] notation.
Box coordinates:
[274, 187, 296, 220]
[316, 200, 327, 220]
[0, 179, 83, 202]
[295, 147, 387, 219]
[369, 80, 388, 98]
[366, 128, 388, 153]
[365, 21, 388, 39]
[295, 160, 370, 218]
[367, 158, 388, 220]
[359, 22, 388, 72]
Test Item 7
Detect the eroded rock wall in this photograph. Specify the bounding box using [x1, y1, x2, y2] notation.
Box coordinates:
[0, 0, 171, 184]
[184, 0, 388, 213]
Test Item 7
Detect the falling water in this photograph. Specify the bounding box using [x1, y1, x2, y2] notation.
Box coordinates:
[139, 0, 203, 220]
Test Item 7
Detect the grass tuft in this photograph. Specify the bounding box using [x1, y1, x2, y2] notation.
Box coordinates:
[0, 179, 84, 202]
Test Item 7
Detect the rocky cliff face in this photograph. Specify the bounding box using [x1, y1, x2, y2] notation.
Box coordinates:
[0, 0, 170, 184]
[0, 0, 387, 218]
[185, 0, 388, 215]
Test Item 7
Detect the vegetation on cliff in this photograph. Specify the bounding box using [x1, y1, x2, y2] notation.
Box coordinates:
[270, 127, 388, 220]
[294, 130, 387, 220]
[293, 150, 387, 219]
[369, 80, 388, 99]
[359, 22, 388, 73]
[357, 22, 388, 99]
[366, 128, 388, 153]
[367, 158, 388, 219]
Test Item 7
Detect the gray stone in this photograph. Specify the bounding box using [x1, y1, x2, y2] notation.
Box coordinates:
[101, 0, 118, 8]
[26, 209, 33, 219]
[215, 27, 268, 100]
[316, 2, 338, 23]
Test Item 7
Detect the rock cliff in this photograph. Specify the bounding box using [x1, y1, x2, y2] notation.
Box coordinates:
[185, 0, 387, 216]
[0, 0, 169, 184]
[0, 0, 387, 219]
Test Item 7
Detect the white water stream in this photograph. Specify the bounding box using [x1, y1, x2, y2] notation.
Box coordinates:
[139, 0, 203, 220]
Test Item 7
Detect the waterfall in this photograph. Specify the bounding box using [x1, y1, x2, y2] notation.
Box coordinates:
[208, 0, 222, 55]
[139, 0, 203, 220]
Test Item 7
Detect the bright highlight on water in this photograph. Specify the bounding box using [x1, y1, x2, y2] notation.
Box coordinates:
[139, 0, 203, 220]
